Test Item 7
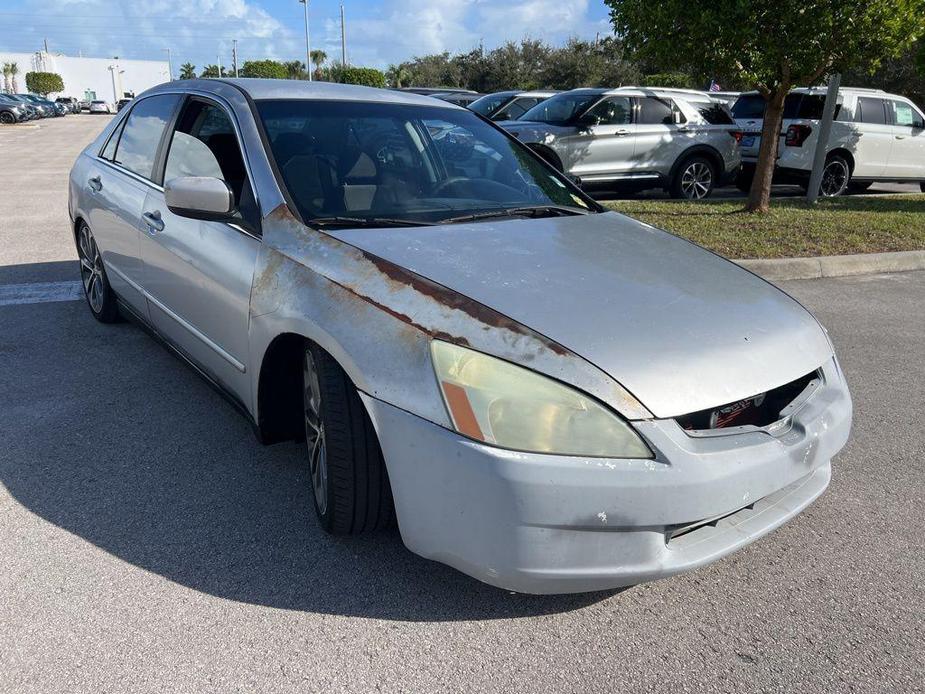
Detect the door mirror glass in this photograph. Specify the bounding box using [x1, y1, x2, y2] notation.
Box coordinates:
[164, 176, 234, 221]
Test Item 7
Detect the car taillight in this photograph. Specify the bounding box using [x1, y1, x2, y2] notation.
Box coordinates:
[728, 130, 744, 144]
[785, 124, 812, 147]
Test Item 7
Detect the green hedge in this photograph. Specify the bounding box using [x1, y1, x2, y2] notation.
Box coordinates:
[336, 66, 386, 88]
[25, 72, 64, 96]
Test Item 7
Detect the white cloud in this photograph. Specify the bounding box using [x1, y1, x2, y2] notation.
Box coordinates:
[324, 0, 607, 68]
[20, 0, 299, 72]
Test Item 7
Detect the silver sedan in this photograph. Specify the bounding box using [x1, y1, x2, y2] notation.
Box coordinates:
[68, 79, 851, 594]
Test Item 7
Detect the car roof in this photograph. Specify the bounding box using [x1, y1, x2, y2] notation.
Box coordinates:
[737, 86, 892, 97]
[145, 78, 462, 109]
[517, 90, 559, 98]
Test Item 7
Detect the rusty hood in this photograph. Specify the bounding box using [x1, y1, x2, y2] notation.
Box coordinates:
[326, 211, 833, 419]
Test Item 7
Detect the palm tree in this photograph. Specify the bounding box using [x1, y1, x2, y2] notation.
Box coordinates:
[9, 62, 19, 93]
[284, 60, 306, 80]
[2, 63, 11, 93]
[179, 63, 196, 80]
[310, 49, 327, 80]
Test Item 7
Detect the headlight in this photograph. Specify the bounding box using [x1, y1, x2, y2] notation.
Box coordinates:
[431, 341, 652, 458]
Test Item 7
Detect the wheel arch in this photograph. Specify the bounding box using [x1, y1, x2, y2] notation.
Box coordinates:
[827, 147, 855, 173]
[668, 145, 724, 182]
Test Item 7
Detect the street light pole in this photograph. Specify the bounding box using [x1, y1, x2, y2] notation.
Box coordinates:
[341, 3, 347, 66]
[299, 0, 312, 81]
[163, 48, 172, 81]
[232, 39, 239, 77]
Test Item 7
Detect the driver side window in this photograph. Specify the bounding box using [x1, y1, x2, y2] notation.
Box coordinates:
[163, 99, 258, 230]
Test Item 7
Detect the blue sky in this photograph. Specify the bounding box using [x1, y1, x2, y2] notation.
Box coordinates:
[0, 0, 613, 73]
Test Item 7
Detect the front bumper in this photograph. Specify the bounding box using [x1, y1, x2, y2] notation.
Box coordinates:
[362, 358, 851, 594]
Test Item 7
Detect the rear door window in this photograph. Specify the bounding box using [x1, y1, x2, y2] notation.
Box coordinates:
[496, 97, 541, 121]
[637, 97, 674, 125]
[857, 97, 888, 125]
[113, 94, 181, 179]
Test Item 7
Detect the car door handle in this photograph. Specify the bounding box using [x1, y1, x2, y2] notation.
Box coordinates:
[88, 176, 102, 192]
[143, 210, 165, 233]
[895, 135, 906, 139]
[615, 129, 631, 137]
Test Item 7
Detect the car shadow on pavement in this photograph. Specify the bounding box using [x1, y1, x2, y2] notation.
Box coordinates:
[0, 262, 620, 621]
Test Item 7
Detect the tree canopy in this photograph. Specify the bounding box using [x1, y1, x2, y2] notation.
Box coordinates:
[606, 0, 925, 211]
[239, 60, 287, 79]
[25, 71, 64, 96]
[178, 63, 196, 80]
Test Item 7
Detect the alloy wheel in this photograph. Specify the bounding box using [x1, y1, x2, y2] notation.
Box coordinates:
[77, 225, 105, 313]
[680, 162, 713, 200]
[820, 159, 850, 197]
[0, 112, 15, 124]
[303, 350, 328, 516]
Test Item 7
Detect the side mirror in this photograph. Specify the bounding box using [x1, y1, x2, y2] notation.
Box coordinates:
[164, 176, 234, 221]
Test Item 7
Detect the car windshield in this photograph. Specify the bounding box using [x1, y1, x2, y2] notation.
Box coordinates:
[257, 99, 596, 226]
[518, 92, 602, 124]
[468, 93, 514, 117]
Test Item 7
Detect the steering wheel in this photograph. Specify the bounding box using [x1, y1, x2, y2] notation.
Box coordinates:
[432, 177, 525, 202]
[431, 177, 472, 197]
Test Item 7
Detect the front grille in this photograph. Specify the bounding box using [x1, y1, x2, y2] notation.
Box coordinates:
[676, 370, 820, 432]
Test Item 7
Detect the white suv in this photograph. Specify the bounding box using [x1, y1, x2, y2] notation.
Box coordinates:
[500, 87, 742, 199]
[732, 87, 925, 195]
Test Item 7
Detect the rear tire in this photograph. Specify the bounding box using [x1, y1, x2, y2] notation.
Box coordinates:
[302, 344, 394, 535]
[671, 156, 716, 200]
[818, 154, 851, 197]
[76, 222, 121, 323]
[735, 169, 754, 193]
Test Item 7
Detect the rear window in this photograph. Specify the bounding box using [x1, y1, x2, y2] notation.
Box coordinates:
[731, 94, 765, 119]
[697, 103, 735, 124]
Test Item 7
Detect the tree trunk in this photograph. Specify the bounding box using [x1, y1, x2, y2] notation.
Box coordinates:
[746, 87, 789, 213]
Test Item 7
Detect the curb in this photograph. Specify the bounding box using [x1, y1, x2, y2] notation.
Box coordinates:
[735, 250, 925, 281]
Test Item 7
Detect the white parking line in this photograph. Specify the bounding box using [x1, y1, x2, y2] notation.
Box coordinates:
[0, 281, 83, 306]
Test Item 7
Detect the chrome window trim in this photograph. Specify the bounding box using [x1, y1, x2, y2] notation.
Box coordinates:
[94, 88, 263, 241]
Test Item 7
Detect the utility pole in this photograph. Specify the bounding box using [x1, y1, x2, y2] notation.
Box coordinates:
[44, 38, 49, 53]
[299, 0, 312, 81]
[806, 73, 842, 203]
[163, 48, 173, 81]
[232, 39, 239, 77]
[217, 54, 223, 77]
[340, 3, 347, 66]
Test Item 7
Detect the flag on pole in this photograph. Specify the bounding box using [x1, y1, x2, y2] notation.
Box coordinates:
[708, 79, 722, 92]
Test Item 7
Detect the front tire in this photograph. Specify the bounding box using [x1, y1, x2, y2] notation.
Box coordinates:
[303, 344, 394, 535]
[0, 111, 15, 125]
[76, 222, 120, 323]
[671, 156, 716, 200]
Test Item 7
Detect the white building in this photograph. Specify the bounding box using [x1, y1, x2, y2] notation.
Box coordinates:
[0, 51, 170, 104]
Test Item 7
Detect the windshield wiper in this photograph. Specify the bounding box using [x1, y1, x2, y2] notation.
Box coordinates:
[306, 216, 436, 229]
[439, 205, 591, 225]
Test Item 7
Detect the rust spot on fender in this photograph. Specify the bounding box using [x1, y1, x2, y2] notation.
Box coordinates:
[326, 276, 472, 348]
[360, 251, 570, 356]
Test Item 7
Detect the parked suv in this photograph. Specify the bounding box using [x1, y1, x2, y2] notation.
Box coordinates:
[56, 96, 81, 114]
[500, 87, 741, 199]
[732, 87, 925, 195]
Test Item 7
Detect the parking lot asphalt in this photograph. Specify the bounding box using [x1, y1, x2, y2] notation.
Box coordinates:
[1, 116, 923, 693]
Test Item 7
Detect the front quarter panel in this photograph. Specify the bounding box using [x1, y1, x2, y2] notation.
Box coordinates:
[248, 205, 653, 429]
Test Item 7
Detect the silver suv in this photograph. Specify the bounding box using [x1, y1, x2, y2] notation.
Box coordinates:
[500, 87, 742, 199]
[733, 87, 925, 195]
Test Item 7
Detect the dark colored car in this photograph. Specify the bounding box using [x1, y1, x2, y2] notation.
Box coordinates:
[469, 90, 560, 121]
[0, 94, 31, 123]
